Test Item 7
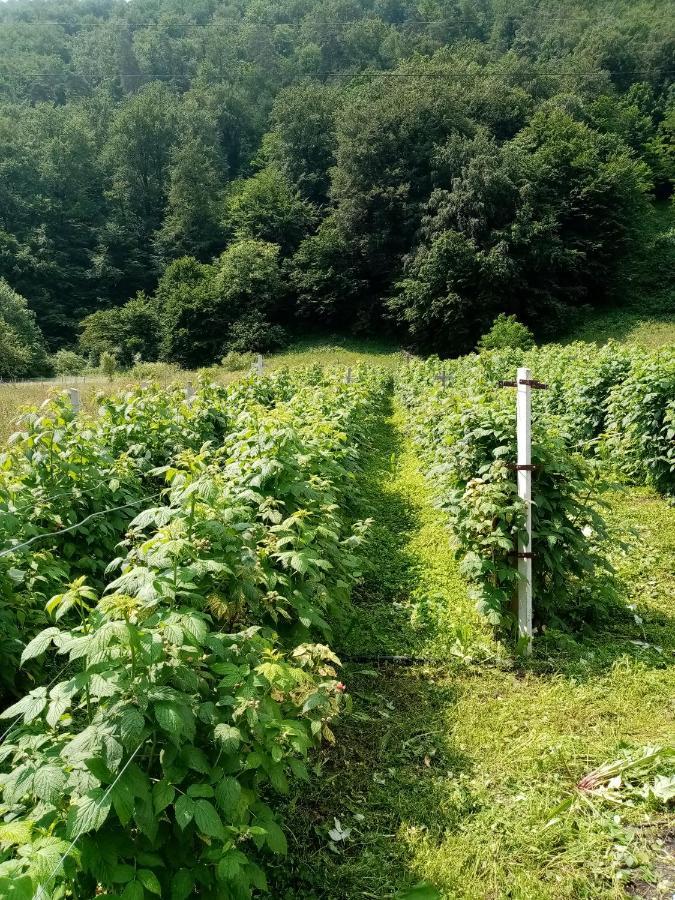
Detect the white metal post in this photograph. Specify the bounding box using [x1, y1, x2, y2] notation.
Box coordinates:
[255, 354, 264, 377]
[184, 382, 195, 403]
[516, 366, 533, 652]
[68, 388, 80, 414]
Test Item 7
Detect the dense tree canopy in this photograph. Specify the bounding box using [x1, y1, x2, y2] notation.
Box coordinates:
[0, 0, 671, 365]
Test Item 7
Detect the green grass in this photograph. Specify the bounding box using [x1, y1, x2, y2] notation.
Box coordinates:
[269, 392, 675, 900]
[566, 309, 675, 350]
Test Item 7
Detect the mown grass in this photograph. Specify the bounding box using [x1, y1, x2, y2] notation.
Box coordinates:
[270, 394, 675, 900]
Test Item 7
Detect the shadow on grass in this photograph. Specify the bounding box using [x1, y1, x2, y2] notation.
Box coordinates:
[270, 393, 475, 898]
[269, 668, 473, 900]
[333, 394, 429, 659]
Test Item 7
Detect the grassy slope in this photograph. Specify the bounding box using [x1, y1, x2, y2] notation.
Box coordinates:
[567, 202, 675, 349]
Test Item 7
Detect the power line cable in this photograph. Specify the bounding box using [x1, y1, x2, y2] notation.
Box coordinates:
[35, 740, 144, 899]
[0, 493, 160, 560]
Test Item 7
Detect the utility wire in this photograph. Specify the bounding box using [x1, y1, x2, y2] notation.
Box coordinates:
[0, 493, 160, 560]
[35, 741, 144, 899]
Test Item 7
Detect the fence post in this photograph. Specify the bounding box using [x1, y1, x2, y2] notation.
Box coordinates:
[345, 367, 352, 384]
[516, 366, 533, 653]
[184, 382, 195, 403]
[255, 354, 264, 377]
[68, 388, 80, 414]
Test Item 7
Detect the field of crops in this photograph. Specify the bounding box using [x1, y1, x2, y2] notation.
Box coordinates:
[0, 341, 672, 899]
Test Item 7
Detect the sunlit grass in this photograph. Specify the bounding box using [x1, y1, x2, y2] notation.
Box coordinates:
[272, 396, 675, 900]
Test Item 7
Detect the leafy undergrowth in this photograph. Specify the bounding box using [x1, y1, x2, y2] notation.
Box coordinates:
[270, 400, 675, 899]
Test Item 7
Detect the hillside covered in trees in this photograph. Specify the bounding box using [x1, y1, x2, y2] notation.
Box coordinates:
[0, 0, 673, 373]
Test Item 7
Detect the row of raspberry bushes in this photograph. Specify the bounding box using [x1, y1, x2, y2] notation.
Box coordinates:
[0, 367, 389, 898]
[397, 355, 618, 633]
[405, 341, 675, 495]
[0, 375, 306, 698]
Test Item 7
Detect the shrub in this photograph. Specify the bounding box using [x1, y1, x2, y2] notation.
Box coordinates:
[99, 350, 118, 381]
[603, 349, 675, 494]
[478, 314, 535, 352]
[226, 312, 288, 354]
[79, 293, 161, 367]
[52, 349, 88, 375]
[129, 360, 182, 381]
[221, 350, 254, 372]
[0, 279, 49, 378]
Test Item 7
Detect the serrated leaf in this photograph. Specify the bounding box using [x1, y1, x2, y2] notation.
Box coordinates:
[174, 794, 194, 829]
[194, 799, 225, 839]
[0, 821, 33, 845]
[1, 688, 47, 723]
[153, 779, 175, 814]
[215, 776, 241, 815]
[186, 783, 213, 798]
[213, 724, 241, 752]
[121, 881, 145, 900]
[33, 766, 66, 804]
[170, 869, 193, 900]
[119, 706, 145, 748]
[66, 789, 112, 838]
[111, 779, 135, 826]
[20, 627, 60, 664]
[217, 849, 248, 880]
[138, 869, 162, 895]
[46, 695, 70, 728]
[264, 820, 287, 855]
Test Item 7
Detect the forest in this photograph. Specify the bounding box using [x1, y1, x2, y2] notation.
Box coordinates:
[0, 0, 673, 375]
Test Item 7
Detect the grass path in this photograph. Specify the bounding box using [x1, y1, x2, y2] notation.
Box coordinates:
[270, 391, 674, 900]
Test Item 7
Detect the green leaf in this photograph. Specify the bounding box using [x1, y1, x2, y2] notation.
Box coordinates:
[186, 783, 214, 798]
[46, 694, 70, 728]
[194, 799, 225, 839]
[138, 869, 162, 895]
[217, 849, 248, 880]
[213, 723, 241, 752]
[66, 788, 112, 838]
[20, 626, 60, 664]
[170, 869, 193, 900]
[174, 794, 195, 830]
[1, 688, 47, 723]
[155, 701, 185, 736]
[215, 776, 241, 815]
[121, 881, 145, 900]
[111, 779, 135, 826]
[264, 820, 287, 855]
[0, 876, 33, 899]
[153, 779, 175, 814]
[119, 706, 145, 748]
[33, 765, 66, 804]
